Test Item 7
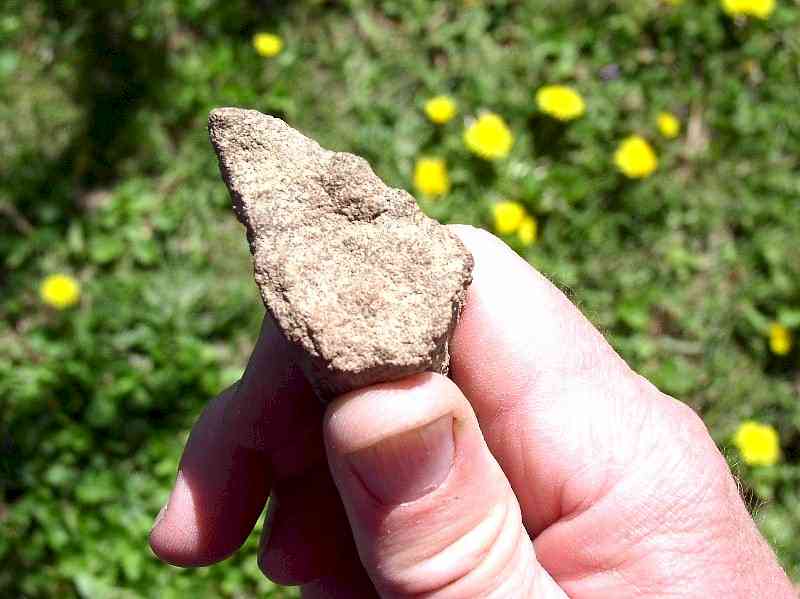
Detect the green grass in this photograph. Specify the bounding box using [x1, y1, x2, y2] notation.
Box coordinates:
[1, 1, 799, 596]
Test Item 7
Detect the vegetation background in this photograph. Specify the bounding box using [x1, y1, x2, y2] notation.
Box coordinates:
[1, 0, 798, 596]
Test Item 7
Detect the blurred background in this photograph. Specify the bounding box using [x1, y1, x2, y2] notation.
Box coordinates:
[1, 0, 798, 596]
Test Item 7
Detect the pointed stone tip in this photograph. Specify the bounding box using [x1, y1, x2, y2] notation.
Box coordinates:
[209, 106, 287, 130]
[209, 106, 235, 122]
[208, 107, 257, 130]
[208, 107, 301, 151]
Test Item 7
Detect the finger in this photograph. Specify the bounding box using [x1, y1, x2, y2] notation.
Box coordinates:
[149, 315, 323, 566]
[448, 225, 669, 534]
[324, 373, 569, 598]
[258, 464, 359, 586]
[300, 557, 381, 599]
[445, 227, 800, 597]
[147, 384, 271, 566]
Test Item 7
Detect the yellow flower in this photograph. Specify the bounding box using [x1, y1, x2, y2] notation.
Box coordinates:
[252, 32, 284, 58]
[721, 0, 776, 19]
[536, 85, 586, 121]
[518, 216, 538, 246]
[657, 112, 681, 139]
[734, 421, 780, 467]
[425, 95, 458, 125]
[413, 158, 450, 198]
[750, 0, 777, 18]
[40, 274, 81, 310]
[492, 201, 527, 236]
[769, 323, 793, 356]
[464, 113, 514, 161]
[614, 135, 658, 179]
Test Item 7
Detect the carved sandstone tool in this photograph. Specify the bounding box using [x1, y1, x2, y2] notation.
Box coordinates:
[209, 107, 473, 401]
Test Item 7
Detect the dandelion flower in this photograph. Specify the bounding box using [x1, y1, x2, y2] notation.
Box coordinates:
[464, 113, 514, 161]
[492, 201, 527, 236]
[40, 274, 81, 310]
[614, 135, 658, 179]
[536, 85, 586, 121]
[252, 32, 284, 58]
[749, 0, 777, 18]
[721, 0, 776, 19]
[768, 323, 793, 356]
[734, 421, 780, 467]
[413, 158, 450, 198]
[425, 96, 458, 125]
[518, 216, 538, 246]
[657, 112, 681, 139]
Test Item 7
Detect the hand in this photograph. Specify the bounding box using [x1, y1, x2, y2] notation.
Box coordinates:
[150, 226, 795, 598]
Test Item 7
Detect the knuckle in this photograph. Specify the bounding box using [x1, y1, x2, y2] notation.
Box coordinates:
[373, 494, 535, 598]
[628, 383, 734, 523]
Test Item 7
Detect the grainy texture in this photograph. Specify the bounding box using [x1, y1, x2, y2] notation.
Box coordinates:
[209, 107, 474, 400]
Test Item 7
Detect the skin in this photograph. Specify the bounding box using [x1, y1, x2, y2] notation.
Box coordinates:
[150, 225, 795, 598]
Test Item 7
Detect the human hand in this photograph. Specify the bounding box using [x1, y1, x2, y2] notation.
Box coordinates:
[150, 226, 795, 598]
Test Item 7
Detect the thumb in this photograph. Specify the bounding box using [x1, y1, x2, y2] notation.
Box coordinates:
[323, 373, 567, 599]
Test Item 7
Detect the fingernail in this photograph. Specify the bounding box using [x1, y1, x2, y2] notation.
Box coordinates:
[347, 415, 454, 504]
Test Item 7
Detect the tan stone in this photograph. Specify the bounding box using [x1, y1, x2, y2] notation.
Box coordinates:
[209, 108, 473, 400]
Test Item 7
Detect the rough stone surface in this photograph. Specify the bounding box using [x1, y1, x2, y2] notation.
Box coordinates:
[209, 107, 474, 400]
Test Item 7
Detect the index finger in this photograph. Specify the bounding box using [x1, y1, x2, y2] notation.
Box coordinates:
[149, 316, 324, 566]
